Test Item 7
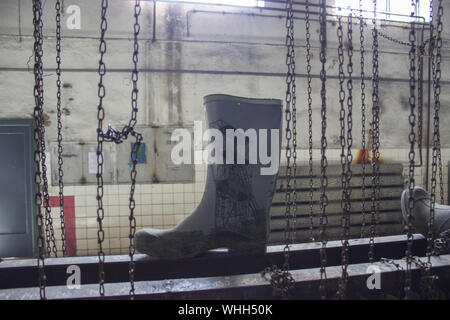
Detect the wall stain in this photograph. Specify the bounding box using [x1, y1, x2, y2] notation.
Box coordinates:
[43, 113, 51, 126]
[166, 5, 184, 126]
[399, 96, 409, 111]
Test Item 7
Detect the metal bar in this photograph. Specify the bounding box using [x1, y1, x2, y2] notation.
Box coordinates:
[2, 67, 449, 85]
[1, 254, 448, 300]
[425, 40, 432, 190]
[0, 234, 426, 290]
[152, 0, 156, 42]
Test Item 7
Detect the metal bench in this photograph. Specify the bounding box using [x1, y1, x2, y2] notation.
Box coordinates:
[269, 163, 405, 244]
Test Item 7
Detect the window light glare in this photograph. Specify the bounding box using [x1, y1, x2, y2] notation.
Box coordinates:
[171, 0, 264, 7]
[334, 0, 430, 22]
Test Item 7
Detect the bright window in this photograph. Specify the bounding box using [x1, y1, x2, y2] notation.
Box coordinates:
[171, 0, 264, 7]
[335, 0, 431, 22]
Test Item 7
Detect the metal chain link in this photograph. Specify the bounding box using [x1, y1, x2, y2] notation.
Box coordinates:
[266, 0, 297, 298]
[433, 230, 450, 255]
[359, 0, 368, 239]
[340, 9, 355, 300]
[336, 13, 347, 300]
[430, 0, 444, 261]
[404, 0, 418, 300]
[32, 0, 47, 300]
[261, 265, 295, 298]
[305, 0, 314, 242]
[318, 0, 328, 300]
[55, 0, 66, 256]
[368, 0, 381, 263]
[95, 0, 143, 299]
[96, 0, 108, 298]
[35, 0, 58, 258]
[127, 0, 142, 299]
[427, 0, 436, 264]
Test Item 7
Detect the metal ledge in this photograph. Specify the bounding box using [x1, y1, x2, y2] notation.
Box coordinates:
[0, 234, 426, 290]
[1, 254, 449, 300]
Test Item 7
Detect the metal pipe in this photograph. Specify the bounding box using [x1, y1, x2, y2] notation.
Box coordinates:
[1, 66, 445, 83]
[425, 33, 433, 191]
[152, 0, 157, 42]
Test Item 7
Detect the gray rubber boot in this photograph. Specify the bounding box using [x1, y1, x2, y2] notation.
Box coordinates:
[401, 186, 450, 237]
[135, 95, 282, 259]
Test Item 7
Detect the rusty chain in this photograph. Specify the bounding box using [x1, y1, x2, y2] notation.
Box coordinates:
[95, 0, 142, 299]
[96, 0, 108, 298]
[305, 0, 314, 242]
[359, 0, 368, 239]
[368, 0, 381, 263]
[404, 0, 417, 300]
[32, 0, 47, 300]
[336, 13, 347, 300]
[318, 0, 328, 300]
[264, 0, 297, 298]
[430, 0, 444, 260]
[55, 0, 66, 257]
[127, 0, 143, 299]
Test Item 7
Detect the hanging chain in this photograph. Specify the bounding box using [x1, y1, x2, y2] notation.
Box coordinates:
[128, 132, 142, 299]
[336, 13, 347, 300]
[95, 0, 142, 299]
[404, 0, 417, 300]
[290, 2, 298, 247]
[55, 0, 66, 256]
[32, 0, 47, 300]
[34, 0, 58, 258]
[427, 0, 436, 264]
[96, 0, 108, 298]
[359, 0, 368, 239]
[368, 0, 381, 263]
[339, 9, 355, 300]
[416, 25, 424, 169]
[31, 0, 58, 259]
[430, 0, 444, 260]
[318, 0, 328, 300]
[101, 0, 141, 145]
[266, 0, 297, 298]
[305, 0, 314, 242]
[127, 0, 142, 299]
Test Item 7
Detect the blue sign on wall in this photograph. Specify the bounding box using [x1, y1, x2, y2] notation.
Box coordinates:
[129, 142, 147, 167]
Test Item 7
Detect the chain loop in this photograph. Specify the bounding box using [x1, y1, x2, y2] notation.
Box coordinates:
[95, 0, 142, 299]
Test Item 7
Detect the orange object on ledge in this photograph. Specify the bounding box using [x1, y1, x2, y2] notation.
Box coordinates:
[354, 149, 386, 164]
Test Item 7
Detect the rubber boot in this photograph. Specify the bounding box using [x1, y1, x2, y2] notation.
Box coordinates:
[401, 186, 450, 237]
[135, 94, 282, 259]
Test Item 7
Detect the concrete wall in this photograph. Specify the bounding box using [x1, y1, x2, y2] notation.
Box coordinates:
[0, 0, 449, 256]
